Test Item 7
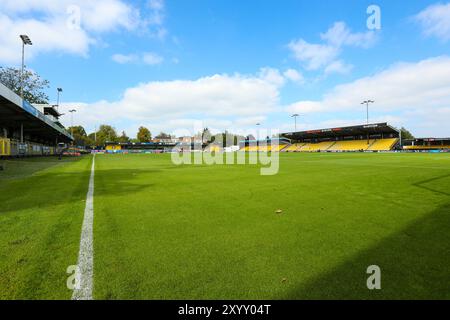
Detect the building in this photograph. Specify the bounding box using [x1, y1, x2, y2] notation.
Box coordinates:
[403, 138, 450, 151]
[281, 123, 400, 152]
[0, 82, 73, 157]
[104, 141, 178, 153]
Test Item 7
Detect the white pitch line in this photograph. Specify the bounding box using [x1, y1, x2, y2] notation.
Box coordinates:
[72, 155, 95, 300]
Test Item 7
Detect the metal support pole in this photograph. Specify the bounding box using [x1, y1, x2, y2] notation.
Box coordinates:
[366, 102, 369, 125]
[21, 42, 25, 99]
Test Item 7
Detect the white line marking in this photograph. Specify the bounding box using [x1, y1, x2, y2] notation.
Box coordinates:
[72, 155, 95, 300]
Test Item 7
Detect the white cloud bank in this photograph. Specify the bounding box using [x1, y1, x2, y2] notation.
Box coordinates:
[415, 2, 450, 42]
[59, 57, 450, 138]
[59, 68, 294, 136]
[0, 0, 166, 64]
[286, 56, 450, 137]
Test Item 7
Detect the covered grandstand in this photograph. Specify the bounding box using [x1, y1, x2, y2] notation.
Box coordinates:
[239, 137, 291, 152]
[0, 82, 73, 157]
[281, 123, 400, 152]
[403, 138, 450, 151]
[104, 141, 178, 153]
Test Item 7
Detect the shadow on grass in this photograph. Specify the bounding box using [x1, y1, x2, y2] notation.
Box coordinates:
[412, 173, 450, 197]
[0, 157, 82, 181]
[283, 201, 450, 299]
[0, 166, 157, 215]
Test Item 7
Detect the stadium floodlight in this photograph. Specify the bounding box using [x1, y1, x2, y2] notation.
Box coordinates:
[361, 100, 375, 125]
[291, 114, 300, 132]
[20, 35, 32, 45]
[19, 35, 33, 99]
[57, 88, 63, 109]
[361, 100, 375, 145]
[69, 109, 77, 142]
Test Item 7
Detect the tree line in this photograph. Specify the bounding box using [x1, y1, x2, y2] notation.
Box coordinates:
[69, 125, 250, 148]
[68, 125, 175, 147]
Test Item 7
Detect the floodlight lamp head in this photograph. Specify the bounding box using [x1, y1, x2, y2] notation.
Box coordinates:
[20, 35, 32, 45]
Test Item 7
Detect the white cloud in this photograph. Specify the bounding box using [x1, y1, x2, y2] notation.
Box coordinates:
[258, 67, 286, 87]
[59, 68, 285, 135]
[288, 21, 376, 74]
[283, 69, 305, 84]
[142, 52, 164, 65]
[148, 0, 165, 11]
[415, 3, 450, 42]
[0, 13, 92, 63]
[324, 60, 353, 75]
[288, 39, 338, 70]
[0, 0, 167, 64]
[112, 52, 164, 65]
[286, 56, 450, 137]
[320, 21, 376, 48]
[112, 53, 138, 64]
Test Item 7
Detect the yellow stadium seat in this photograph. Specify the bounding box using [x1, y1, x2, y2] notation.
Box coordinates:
[328, 140, 373, 151]
[298, 141, 335, 152]
[367, 138, 399, 151]
[284, 144, 298, 152]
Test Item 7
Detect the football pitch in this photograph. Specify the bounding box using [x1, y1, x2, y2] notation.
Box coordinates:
[0, 153, 449, 300]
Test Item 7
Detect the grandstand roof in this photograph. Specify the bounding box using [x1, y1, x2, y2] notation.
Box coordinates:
[239, 137, 291, 144]
[0, 83, 72, 143]
[404, 138, 450, 142]
[282, 123, 399, 140]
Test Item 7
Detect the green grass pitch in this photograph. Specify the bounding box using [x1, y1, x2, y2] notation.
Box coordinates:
[1, 153, 449, 299]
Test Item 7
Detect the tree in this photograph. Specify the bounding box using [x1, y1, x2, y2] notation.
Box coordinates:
[95, 125, 118, 146]
[137, 126, 151, 142]
[202, 128, 212, 143]
[155, 132, 172, 140]
[211, 131, 245, 147]
[0, 66, 50, 104]
[400, 127, 414, 140]
[88, 133, 97, 146]
[68, 126, 89, 147]
[118, 131, 130, 143]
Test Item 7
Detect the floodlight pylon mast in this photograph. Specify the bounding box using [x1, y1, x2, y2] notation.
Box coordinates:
[361, 100, 375, 145]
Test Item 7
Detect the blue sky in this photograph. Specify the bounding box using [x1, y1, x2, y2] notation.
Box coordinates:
[1, 0, 450, 137]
